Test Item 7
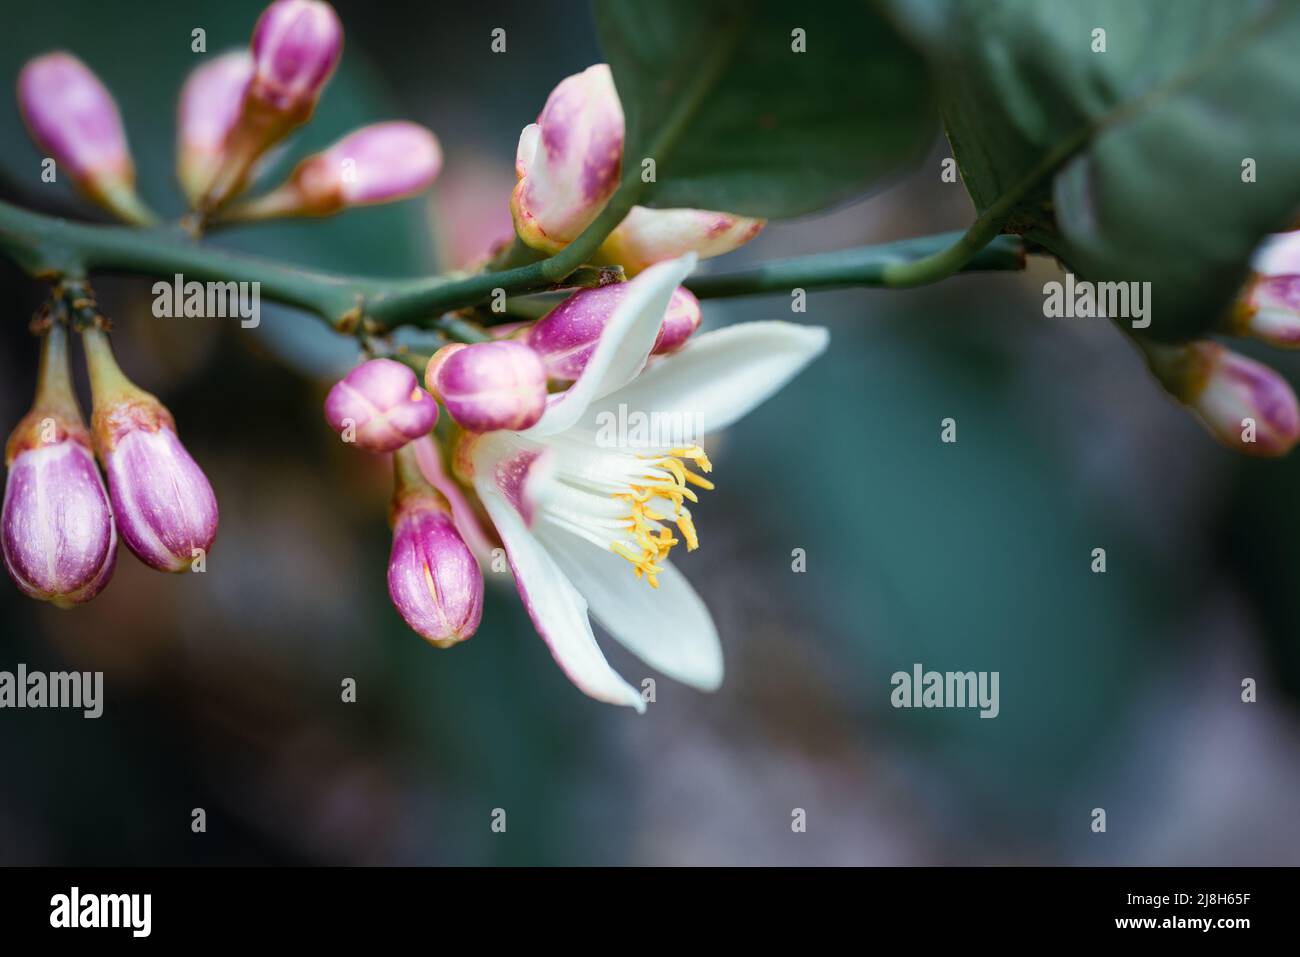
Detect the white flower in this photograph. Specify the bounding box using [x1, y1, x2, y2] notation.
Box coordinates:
[463, 254, 828, 710]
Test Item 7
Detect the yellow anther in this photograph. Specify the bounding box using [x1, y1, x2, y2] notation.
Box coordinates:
[609, 446, 715, 584]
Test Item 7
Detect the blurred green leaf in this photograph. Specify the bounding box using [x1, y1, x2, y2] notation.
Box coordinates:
[595, 0, 934, 218]
[890, 0, 1300, 340]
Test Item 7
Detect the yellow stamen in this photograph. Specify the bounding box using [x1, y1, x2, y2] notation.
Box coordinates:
[609, 445, 714, 586]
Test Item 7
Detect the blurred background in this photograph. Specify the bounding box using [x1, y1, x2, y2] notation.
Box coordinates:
[2, 0, 1298, 865]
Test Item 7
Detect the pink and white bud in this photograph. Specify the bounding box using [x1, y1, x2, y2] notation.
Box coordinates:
[221, 121, 441, 221]
[387, 444, 483, 647]
[511, 64, 624, 253]
[425, 341, 547, 433]
[83, 328, 218, 572]
[1149, 340, 1300, 457]
[250, 0, 343, 115]
[527, 283, 701, 380]
[324, 358, 439, 452]
[199, 0, 342, 212]
[1232, 231, 1300, 347]
[3, 324, 116, 608]
[598, 207, 764, 275]
[17, 52, 154, 224]
[177, 51, 254, 204]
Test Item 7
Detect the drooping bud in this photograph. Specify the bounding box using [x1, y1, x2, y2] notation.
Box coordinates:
[176, 51, 255, 205]
[324, 358, 439, 452]
[3, 323, 116, 608]
[527, 283, 701, 380]
[199, 0, 343, 212]
[82, 328, 218, 572]
[511, 64, 624, 254]
[1230, 231, 1300, 348]
[387, 442, 483, 647]
[597, 207, 765, 276]
[424, 341, 548, 433]
[1147, 340, 1300, 457]
[219, 121, 442, 221]
[17, 52, 155, 225]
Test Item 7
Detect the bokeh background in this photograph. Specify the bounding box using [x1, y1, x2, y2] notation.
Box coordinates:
[2, 0, 1298, 865]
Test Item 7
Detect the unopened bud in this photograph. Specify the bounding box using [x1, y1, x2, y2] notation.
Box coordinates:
[425, 341, 547, 433]
[1148, 340, 1300, 457]
[18, 52, 154, 224]
[177, 51, 254, 205]
[324, 358, 439, 452]
[511, 64, 624, 254]
[1231, 230, 1300, 348]
[3, 324, 116, 607]
[221, 121, 441, 221]
[387, 443, 483, 647]
[598, 207, 764, 275]
[528, 284, 701, 380]
[83, 328, 218, 572]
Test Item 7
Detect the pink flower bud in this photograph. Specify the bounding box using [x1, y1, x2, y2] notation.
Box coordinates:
[17, 52, 154, 224]
[325, 358, 439, 452]
[1149, 341, 1300, 457]
[1232, 231, 1300, 347]
[250, 0, 343, 115]
[527, 284, 701, 380]
[176, 51, 254, 204]
[511, 64, 624, 253]
[3, 325, 116, 608]
[425, 341, 548, 433]
[198, 0, 343, 212]
[598, 207, 764, 275]
[388, 444, 483, 647]
[221, 121, 441, 221]
[83, 329, 218, 572]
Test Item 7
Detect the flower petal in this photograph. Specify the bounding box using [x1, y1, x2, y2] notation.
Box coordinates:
[580, 321, 829, 443]
[472, 439, 645, 711]
[539, 524, 723, 691]
[523, 254, 697, 438]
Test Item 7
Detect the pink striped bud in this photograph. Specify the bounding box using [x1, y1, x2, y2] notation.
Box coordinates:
[220, 121, 441, 221]
[176, 51, 254, 205]
[324, 358, 439, 452]
[597, 207, 764, 276]
[83, 329, 218, 572]
[3, 324, 116, 608]
[1148, 340, 1300, 457]
[1231, 230, 1300, 348]
[387, 443, 483, 647]
[250, 0, 343, 114]
[425, 341, 547, 433]
[527, 284, 701, 381]
[511, 64, 624, 253]
[17, 52, 154, 224]
[199, 0, 343, 212]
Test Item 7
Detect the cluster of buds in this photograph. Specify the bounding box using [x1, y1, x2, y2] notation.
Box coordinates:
[18, 1, 441, 228]
[322, 263, 708, 648]
[1136, 227, 1300, 458]
[3, 307, 218, 608]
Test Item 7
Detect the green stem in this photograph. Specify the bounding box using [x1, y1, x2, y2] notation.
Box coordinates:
[686, 233, 1026, 299]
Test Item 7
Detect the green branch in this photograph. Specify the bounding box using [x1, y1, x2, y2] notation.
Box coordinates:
[685, 232, 1026, 299]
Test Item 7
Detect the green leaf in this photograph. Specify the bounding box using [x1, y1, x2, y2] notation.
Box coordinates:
[890, 0, 1300, 340]
[594, 0, 935, 218]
